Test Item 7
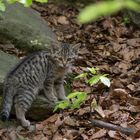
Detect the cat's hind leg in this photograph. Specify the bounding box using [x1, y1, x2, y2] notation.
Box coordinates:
[14, 89, 36, 128]
[15, 103, 30, 128]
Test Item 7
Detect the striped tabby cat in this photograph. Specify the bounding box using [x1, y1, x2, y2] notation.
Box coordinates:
[1, 43, 80, 128]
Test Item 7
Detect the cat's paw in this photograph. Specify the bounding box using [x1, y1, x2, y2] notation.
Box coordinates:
[21, 120, 30, 128]
[48, 96, 58, 103]
[58, 96, 68, 101]
[52, 96, 58, 102]
[28, 124, 36, 132]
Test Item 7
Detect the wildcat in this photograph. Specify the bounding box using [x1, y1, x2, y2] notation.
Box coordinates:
[1, 43, 80, 128]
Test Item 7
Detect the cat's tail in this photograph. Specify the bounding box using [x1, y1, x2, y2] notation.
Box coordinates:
[1, 86, 14, 121]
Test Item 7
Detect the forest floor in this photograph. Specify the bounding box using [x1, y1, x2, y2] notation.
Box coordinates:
[0, 1, 140, 140]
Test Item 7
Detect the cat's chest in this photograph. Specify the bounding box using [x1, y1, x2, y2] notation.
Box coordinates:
[55, 67, 69, 77]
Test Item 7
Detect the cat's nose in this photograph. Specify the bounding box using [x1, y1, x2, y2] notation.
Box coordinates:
[62, 60, 67, 67]
[63, 63, 66, 67]
[63, 63, 67, 67]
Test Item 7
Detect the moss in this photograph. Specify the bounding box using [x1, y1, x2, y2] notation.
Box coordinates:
[0, 2, 57, 51]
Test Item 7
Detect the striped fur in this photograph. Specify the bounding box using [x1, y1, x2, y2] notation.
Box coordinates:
[0, 43, 80, 128]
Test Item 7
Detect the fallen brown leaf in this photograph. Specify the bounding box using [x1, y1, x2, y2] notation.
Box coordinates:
[89, 129, 107, 139]
[57, 16, 69, 25]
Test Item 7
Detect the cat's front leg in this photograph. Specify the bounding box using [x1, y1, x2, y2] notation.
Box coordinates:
[54, 78, 67, 100]
[43, 79, 58, 103]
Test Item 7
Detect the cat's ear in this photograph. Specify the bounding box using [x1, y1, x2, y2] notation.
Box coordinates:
[72, 43, 81, 52]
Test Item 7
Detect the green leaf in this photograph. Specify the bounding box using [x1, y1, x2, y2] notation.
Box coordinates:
[17, 0, 32, 7]
[70, 99, 81, 109]
[100, 76, 110, 87]
[70, 92, 87, 109]
[77, 92, 87, 102]
[75, 73, 87, 79]
[35, 0, 48, 3]
[67, 92, 86, 99]
[7, 0, 16, 4]
[54, 92, 87, 111]
[7, 0, 48, 5]
[87, 67, 96, 75]
[123, 16, 130, 24]
[53, 100, 69, 112]
[0, 1, 5, 11]
[125, 0, 140, 12]
[25, 0, 32, 7]
[78, 1, 125, 23]
[87, 75, 101, 86]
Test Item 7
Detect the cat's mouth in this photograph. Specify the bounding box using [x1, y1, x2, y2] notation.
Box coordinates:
[58, 64, 69, 69]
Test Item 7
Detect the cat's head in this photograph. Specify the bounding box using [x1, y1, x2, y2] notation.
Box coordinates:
[51, 43, 80, 68]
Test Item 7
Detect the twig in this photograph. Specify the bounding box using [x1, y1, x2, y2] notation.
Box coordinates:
[89, 119, 136, 135]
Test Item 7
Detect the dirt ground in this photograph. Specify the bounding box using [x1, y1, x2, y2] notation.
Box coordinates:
[0, 1, 140, 140]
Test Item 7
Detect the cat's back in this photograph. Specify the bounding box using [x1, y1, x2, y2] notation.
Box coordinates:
[6, 51, 49, 78]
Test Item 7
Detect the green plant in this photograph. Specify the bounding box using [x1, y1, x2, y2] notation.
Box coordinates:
[54, 91, 87, 112]
[75, 67, 110, 87]
[78, 0, 140, 23]
[0, 0, 5, 11]
[54, 67, 110, 112]
[0, 0, 48, 11]
[123, 16, 131, 24]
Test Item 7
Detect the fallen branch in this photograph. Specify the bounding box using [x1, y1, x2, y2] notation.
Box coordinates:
[89, 119, 136, 135]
